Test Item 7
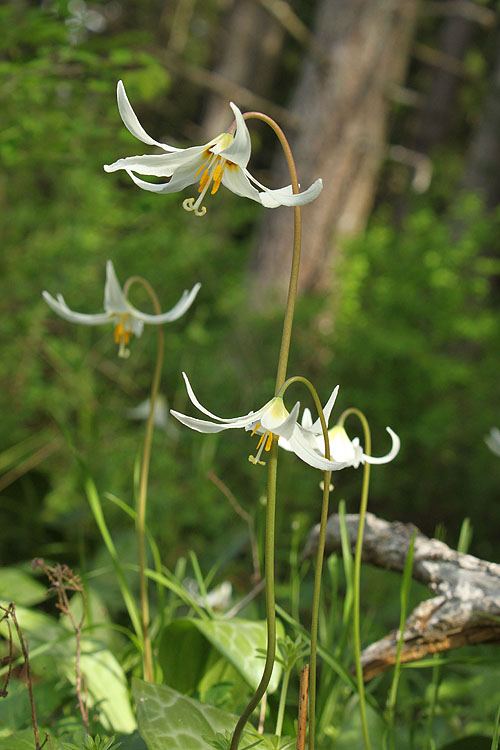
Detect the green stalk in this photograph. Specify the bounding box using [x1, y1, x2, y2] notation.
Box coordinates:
[278, 375, 333, 750]
[124, 276, 164, 683]
[230, 112, 302, 750]
[337, 408, 372, 750]
[275, 667, 292, 740]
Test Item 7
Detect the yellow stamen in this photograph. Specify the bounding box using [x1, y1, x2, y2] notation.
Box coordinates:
[251, 423, 261, 436]
[114, 321, 123, 344]
[211, 163, 224, 194]
[265, 432, 273, 451]
[194, 161, 207, 179]
[256, 433, 266, 450]
[198, 168, 211, 193]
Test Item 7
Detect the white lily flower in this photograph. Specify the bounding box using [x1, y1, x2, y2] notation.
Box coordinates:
[485, 427, 500, 457]
[170, 373, 350, 471]
[43, 260, 200, 358]
[104, 81, 323, 216]
[279, 396, 400, 469]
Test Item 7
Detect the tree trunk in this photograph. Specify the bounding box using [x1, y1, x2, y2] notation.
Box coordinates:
[201, 0, 285, 137]
[461, 29, 500, 209]
[251, 0, 418, 300]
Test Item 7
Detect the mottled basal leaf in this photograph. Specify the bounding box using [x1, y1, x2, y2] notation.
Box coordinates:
[133, 678, 256, 750]
[159, 618, 283, 695]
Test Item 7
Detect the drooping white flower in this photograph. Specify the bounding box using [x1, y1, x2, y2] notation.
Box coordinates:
[104, 81, 323, 216]
[279, 396, 400, 469]
[170, 373, 350, 471]
[485, 427, 500, 457]
[43, 260, 200, 358]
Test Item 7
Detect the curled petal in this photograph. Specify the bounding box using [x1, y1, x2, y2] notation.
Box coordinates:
[363, 427, 400, 465]
[257, 178, 324, 208]
[287, 426, 350, 471]
[218, 103, 251, 169]
[117, 80, 180, 152]
[42, 291, 110, 326]
[104, 260, 131, 314]
[221, 165, 262, 203]
[179, 372, 269, 425]
[311, 385, 340, 433]
[169, 411, 241, 434]
[132, 283, 201, 324]
[123, 163, 204, 195]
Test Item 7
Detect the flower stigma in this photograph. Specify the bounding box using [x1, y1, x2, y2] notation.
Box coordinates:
[248, 422, 275, 466]
[182, 133, 235, 217]
[113, 315, 132, 358]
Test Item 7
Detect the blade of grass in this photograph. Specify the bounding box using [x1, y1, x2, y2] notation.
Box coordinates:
[386, 531, 416, 749]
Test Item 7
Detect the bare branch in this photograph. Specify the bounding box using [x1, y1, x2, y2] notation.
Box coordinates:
[303, 512, 500, 680]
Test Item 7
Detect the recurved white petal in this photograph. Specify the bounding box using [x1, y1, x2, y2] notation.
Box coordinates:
[123, 163, 203, 195]
[117, 80, 180, 152]
[104, 261, 130, 314]
[218, 103, 251, 168]
[104, 143, 208, 177]
[169, 411, 240, 434]
[287, 426, 349, 471]
[132, 283, 201, 324]
[42, 291, 110, 326]
[311, 386, 340, 433]
[221, 166, 262, 203]
[363, 427, 400, 465]
[257, 178, 324, 208]
[180, 372, 269, 425]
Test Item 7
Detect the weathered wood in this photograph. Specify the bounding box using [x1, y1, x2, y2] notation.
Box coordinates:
[303, 512, 500, 681]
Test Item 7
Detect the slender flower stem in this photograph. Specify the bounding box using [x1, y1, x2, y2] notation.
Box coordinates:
[275, 667, 292, 739]
[337, 408, 372, 750]
[230, 113, 302, 750]
[279, 376, 332, 750]
[123, 276, 165, 683]
[230, 439, 277, 750]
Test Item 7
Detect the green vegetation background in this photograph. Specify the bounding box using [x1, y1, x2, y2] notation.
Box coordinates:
[2, 0, 500, 588]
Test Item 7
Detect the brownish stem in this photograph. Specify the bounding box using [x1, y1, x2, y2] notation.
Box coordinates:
[296, 665, 310, 750]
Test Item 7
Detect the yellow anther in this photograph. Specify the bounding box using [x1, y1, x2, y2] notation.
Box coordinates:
[251, 422, 261, 437]
[211, 163, 224, 194]
[265, 432, 273, 451]
[256, 433, 266, 450]
[114, 321, 124, 344]
[198, 169, 211, 192]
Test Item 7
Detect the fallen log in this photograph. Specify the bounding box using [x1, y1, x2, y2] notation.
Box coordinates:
[303, 512, 500, 681]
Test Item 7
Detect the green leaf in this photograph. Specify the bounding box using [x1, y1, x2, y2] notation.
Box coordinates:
[0, 568, 47, 607]
[132, 678, 254, 750]
[159, 618, 283, 695]
[0, 679, 67, 736]
[0, 602, 135, 733]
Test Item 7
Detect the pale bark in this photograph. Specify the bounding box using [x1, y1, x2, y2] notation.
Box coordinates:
[251, 0, 418, 299]
[304, 512, 500, 681]
[201, 0, 285, 137]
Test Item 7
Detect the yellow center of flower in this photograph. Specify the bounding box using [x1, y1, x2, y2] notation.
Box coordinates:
[183, 133, 236, 217]
[248, 422, 275, 466]
[113, 315, 132, 359]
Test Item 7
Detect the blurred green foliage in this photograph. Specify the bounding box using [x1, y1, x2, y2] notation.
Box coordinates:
[2, 0, 500, 580]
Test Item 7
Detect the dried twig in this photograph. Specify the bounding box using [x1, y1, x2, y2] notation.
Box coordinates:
[32, 559, 89, 732]
[304, 512, 500, 680]
[0, 603, 50, 749]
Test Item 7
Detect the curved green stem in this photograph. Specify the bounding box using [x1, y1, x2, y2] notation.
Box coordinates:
[279, 376, 332, 750]
[124, 276, 164, 683]
[337, 408, 372, 750]
[230, 113, 302, 750]
[230, 439, 277, 750]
